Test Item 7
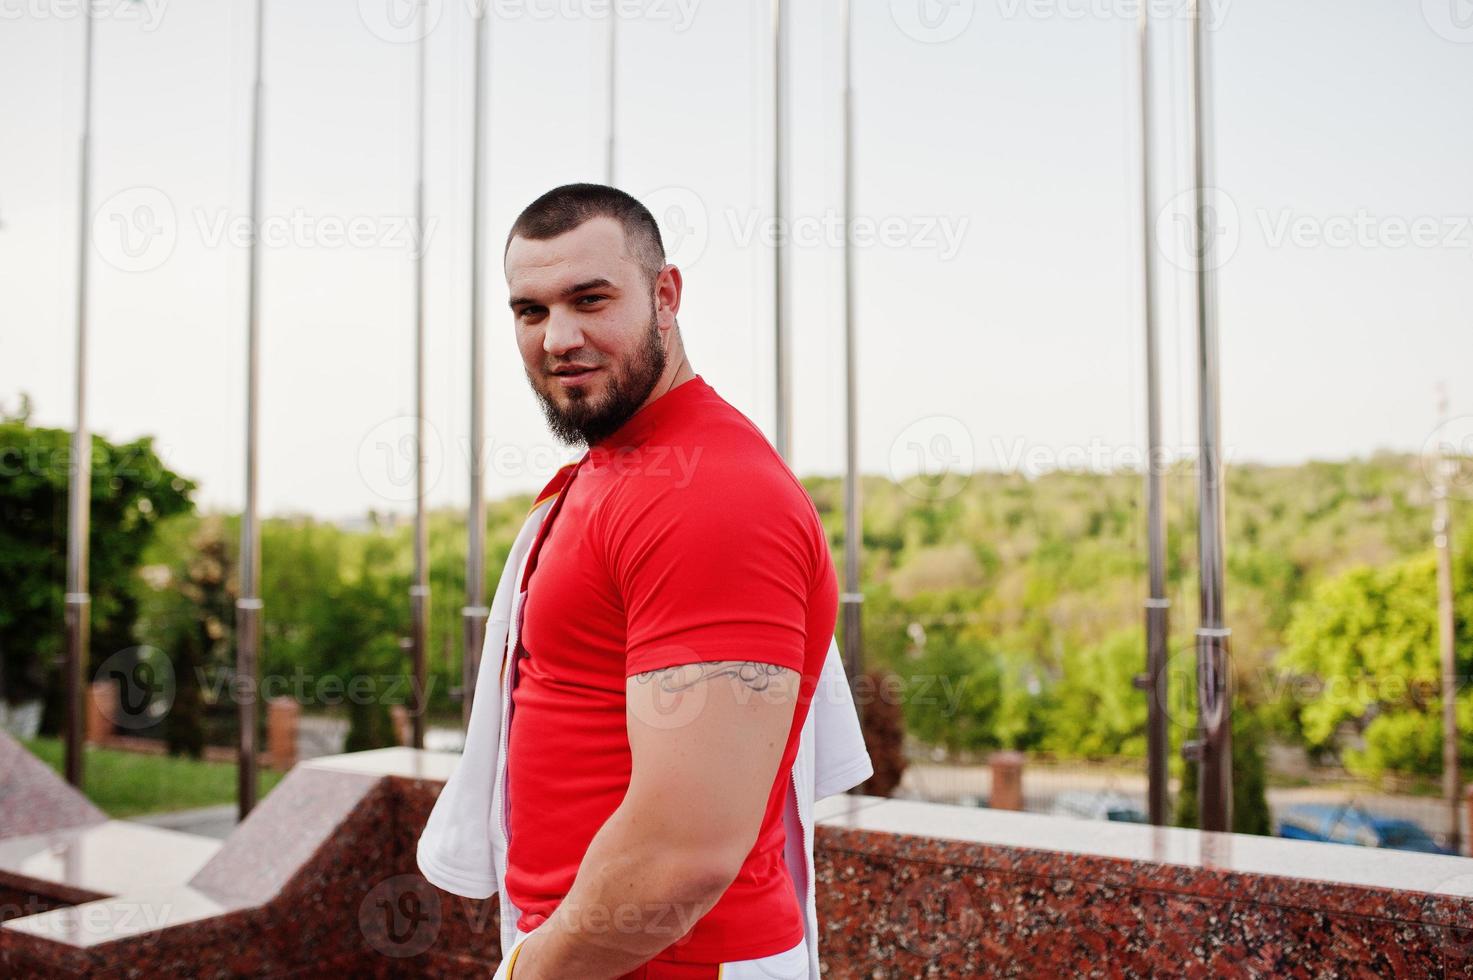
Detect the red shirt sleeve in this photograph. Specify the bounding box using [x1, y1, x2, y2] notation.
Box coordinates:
[601, 472, 820, 678]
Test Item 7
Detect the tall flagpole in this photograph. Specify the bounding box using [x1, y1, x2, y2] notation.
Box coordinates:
[1136, 0, 1170, 827]
[236, 0, 267, 819]
[64, 0, 97, 789]
[605, 11, 617, 185]
[1186, 0, 1232, 834]
[462, 1, 491, 729]
[772, 0, 792, 460]
[409, 0, 430, 750]
[839, 0, 863, 711]
[1433, 385, 1460, 854]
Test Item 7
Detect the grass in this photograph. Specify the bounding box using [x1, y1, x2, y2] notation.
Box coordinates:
[22, 737, 284, 819]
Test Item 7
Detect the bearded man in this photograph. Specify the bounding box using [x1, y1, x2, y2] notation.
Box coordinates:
[453, 183, 852, 980]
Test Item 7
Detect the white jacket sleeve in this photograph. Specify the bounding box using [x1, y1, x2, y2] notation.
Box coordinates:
[812, 636, 874, 800]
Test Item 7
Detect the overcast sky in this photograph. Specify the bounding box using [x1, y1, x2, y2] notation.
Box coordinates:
[3, 0, 1471, 520]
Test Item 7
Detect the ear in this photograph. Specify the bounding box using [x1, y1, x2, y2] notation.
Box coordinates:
[654, 264, 682, 332]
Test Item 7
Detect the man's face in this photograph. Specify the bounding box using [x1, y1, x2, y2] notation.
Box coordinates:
[506, 216, 675, 446]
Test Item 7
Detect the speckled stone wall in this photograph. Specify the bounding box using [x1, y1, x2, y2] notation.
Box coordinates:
[6, 746, 1473, 978]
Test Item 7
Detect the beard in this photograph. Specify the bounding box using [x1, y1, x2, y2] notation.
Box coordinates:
[528, 306, 667, 447]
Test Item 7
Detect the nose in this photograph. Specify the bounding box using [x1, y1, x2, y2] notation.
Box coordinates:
[542, 309, 585, 359]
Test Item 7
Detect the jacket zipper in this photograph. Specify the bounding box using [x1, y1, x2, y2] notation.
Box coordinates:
[792, 759, 814, 935]
[495, 595, 523, 846]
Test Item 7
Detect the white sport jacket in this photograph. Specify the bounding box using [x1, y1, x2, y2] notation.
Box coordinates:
[416, 468, 874, 978]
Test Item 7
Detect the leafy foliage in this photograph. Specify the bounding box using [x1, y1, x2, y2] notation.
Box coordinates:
[1279, 545, 1473, 779]
[0, 411, 195, 713]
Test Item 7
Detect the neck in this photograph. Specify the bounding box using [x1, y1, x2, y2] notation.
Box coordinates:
[640, 344, 695, 411]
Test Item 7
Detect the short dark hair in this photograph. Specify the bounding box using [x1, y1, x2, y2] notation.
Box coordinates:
[504, 183, 666, 285]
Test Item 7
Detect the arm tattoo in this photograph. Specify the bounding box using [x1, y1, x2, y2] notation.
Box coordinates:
[632, 660, 791, 694]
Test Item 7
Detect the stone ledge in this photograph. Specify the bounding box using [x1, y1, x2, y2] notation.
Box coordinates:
[5, 746, 1473, 977]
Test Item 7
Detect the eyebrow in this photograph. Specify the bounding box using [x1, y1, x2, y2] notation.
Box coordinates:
[508, 278, 615, 309]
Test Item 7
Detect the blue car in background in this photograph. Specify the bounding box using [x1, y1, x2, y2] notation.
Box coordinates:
[1276, 803, 1452, 854]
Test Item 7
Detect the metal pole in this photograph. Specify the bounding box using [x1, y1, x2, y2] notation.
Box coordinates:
[236, 0, 267, 819]
[409, 0, 429, 751]
[1434, 386, 1460, 854]
[839, 0, 863, 715]
[64, 0, 96, 789]
[772, 0, 792, 461]
[1136, 0, 1170, 828]
[462, 2, 491, 730]
[1186, 0, 1232, 834]
[605, 11, 617, 185]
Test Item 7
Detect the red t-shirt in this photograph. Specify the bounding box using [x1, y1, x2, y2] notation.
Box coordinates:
[504, 374, 838, 964]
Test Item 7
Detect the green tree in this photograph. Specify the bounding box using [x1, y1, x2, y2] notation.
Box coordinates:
[0, 408, 195, 722]
[137, 515, 235, 757]
[901, 638, 1004, 753]
[1278, 546, 1472, 778]
[1040, 629, 1149, 759]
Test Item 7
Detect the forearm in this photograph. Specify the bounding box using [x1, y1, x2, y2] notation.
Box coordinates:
[511, 803, 735, 979]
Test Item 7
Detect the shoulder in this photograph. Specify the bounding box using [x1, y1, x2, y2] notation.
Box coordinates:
[529, 461, 578, 514]
[596, 399, 817, 529]
[588, 398, 827, 575]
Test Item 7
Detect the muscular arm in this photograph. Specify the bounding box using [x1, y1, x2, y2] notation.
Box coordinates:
[510, 659, 800, 980]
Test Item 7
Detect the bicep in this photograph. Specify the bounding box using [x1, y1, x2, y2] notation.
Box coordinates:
[623, 661, 800, 874]
[608, 477, 817, 679]
[608, 475, 818, 869]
